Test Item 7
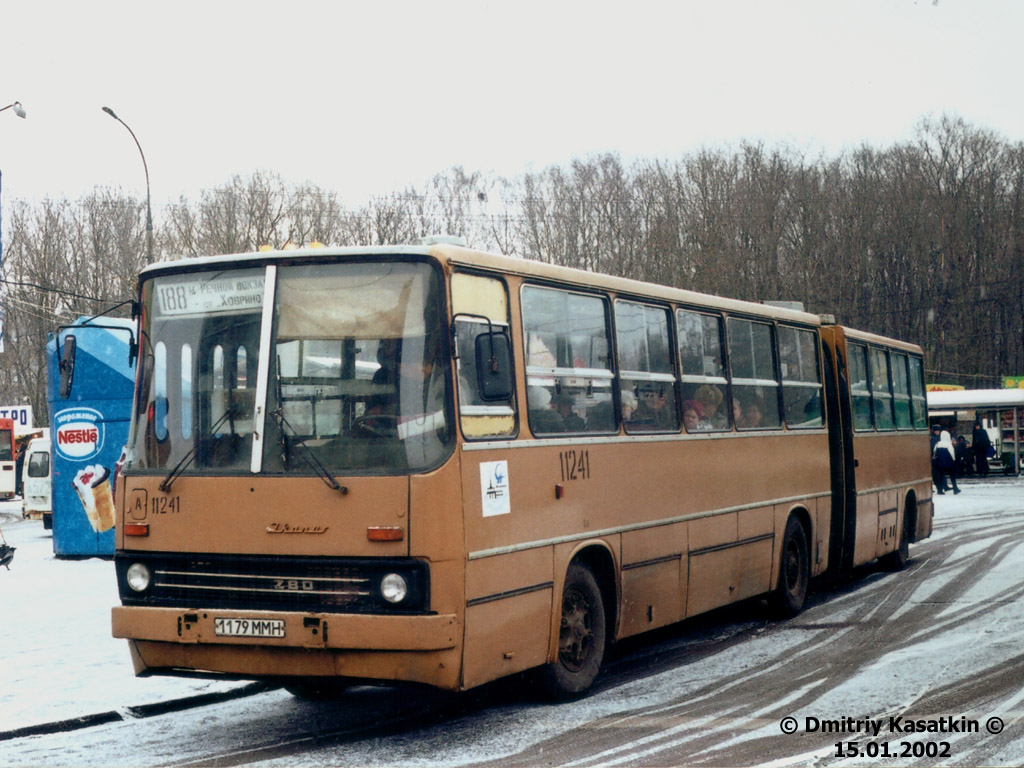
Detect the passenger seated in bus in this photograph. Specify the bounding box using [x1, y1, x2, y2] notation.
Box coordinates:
[528, 386, 563, 434]
[359, 337, 445, 441]
[739, 398, 765, 429]
[693, 384, 727, 430]
[360, 340, 399, 429]
[631, 385, 677, 431]
[620, 389, 636, 422]
[584, 392, 619, 432]
[682, 400, 703, 432]
[553, 392, 585, 432]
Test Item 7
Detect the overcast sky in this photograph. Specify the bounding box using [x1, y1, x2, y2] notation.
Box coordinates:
[1, 0, 1021, 211]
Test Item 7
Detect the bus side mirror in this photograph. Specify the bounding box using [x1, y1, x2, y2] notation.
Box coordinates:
[475, 331, 513, 402]
[59, 335, 77, 399]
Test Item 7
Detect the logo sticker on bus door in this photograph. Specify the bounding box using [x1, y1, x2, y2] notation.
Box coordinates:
[480, 460, 511, 517]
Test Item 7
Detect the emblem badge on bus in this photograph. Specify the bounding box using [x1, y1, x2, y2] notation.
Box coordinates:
[266, 523, 329, 534]
[480, 460, 511, 517]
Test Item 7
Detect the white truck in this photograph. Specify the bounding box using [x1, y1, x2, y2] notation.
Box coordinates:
[22, 436, 52, 529]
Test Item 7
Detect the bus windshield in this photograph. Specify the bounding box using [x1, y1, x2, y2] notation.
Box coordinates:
[128, 260, 451, 476]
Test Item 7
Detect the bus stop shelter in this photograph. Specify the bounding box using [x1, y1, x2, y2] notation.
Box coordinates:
[927, 389, 1024, 476]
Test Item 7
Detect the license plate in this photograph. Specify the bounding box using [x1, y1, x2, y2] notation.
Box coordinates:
[213, 617, 286, 638]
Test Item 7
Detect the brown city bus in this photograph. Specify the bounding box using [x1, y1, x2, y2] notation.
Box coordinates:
[111, 242, 933, 698]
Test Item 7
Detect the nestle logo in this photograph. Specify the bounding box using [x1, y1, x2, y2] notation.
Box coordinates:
[58, 428, 98, 445]
[54, 408, 105, 461]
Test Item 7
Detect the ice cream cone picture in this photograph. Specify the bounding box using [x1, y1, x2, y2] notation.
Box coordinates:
[73, 465, 115, 533]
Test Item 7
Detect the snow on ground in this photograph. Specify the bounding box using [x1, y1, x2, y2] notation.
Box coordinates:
[2, 479, 1024, 767]
[0, 502, 246, 734]
[257, 479, 1024, 768]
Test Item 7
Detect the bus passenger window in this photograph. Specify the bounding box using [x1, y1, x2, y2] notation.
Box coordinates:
[0, 429, 12, 462]
[848, 343, 873, 431]
[677, 310, 729, 431]
[778, 326, 823, 428]
[181, 344, 193, 439]
[225, 346, 255, 436]
[908, 356, 928, 429]
[153, 342, 168, 441]
[616, 300, 677, 433]
[869, 347, 895, 430]
[211, 345, 226, 428]
[891, 352, 914, 429]
[727, 318, 781, 429]
[522, 286, 614, 436]
[236, 347, 248, 389]
[451, 273, 516, 439]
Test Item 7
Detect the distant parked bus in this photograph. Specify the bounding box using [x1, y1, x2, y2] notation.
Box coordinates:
[112, 243, 932, 698]
[0, 418, 16, 500]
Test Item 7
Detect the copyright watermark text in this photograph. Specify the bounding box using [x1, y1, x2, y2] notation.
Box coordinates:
[778, 714, 1005, 761]
[779, 715, 1003, 736]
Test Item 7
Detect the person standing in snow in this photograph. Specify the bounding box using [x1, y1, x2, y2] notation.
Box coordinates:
[933, 430, 961, 495]
[971, 421, 992, 478]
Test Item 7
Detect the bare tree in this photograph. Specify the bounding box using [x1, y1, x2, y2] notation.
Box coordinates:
[6, 111, 1024, 413]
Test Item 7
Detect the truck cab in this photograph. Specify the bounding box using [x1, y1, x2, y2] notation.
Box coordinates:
[23, 437, 52, 529]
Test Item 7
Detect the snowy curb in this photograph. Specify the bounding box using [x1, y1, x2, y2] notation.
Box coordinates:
[0, 683, 274, 743]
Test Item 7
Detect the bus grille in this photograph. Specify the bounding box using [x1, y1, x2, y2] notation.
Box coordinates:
[115, 553, 429, 614]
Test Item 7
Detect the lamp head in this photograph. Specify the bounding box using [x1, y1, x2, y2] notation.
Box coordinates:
[1, 100, 26, 118]
[102, 106, 119, 120]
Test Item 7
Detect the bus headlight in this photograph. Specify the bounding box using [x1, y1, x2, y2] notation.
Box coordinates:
[380, 573, 408, 604]
[126, 562, 151, 593]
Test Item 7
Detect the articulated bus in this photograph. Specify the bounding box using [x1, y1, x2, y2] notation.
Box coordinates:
[0, 418, 16, 500]
[111, 242, 932, 698]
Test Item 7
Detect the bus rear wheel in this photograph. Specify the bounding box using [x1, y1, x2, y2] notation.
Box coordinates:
[881, 509, 911, 571]
[538, 563, 606, 699]
[770, 516, 809, 618]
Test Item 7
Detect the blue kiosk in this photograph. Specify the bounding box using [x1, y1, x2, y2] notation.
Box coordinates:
[46, 317, 136, 557]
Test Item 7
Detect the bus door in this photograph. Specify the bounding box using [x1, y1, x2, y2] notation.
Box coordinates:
[819, 327, 857, 577]
[0, 419, 15, 499]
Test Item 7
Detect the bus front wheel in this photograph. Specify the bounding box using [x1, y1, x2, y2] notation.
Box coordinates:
[770, 516, 809, 618]
[538, 563, 606, 699]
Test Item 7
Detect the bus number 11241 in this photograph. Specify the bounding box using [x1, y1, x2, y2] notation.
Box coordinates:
[560, 449, 591, 482]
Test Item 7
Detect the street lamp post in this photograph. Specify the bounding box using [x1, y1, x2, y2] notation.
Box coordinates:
[101, 106, 153, 263]
[1, 100, 26, 353]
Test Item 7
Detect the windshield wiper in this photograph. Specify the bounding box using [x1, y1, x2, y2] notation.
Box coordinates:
[159, 405, 239, 493]
[270, 408, 348, 494]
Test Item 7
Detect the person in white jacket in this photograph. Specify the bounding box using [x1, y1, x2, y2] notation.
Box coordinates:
[933, 430, 961, 495]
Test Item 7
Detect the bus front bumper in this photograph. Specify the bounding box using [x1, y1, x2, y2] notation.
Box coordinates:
[112, 606, 459, 651]
[112, 606, 464, 689]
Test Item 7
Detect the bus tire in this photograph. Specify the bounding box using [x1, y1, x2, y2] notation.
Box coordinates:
[770, 516, 810, 618]
[881, 509, 911, 571]
[538, 563, 606, 699]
